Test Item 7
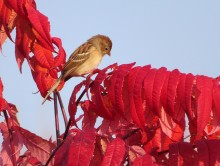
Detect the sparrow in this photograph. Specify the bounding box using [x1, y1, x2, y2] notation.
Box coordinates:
[42, 34, 112, 104]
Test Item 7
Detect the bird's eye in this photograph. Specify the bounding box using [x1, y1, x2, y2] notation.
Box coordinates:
[105, 47, 108, 51]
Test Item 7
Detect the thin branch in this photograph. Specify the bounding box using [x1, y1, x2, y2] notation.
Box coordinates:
[157, 149, 169, 155]
[45, 81, 94, 166]
[56, 91, 68, 128]
[44, 139, 64, 166]
[53, 92, 61, 146]
[63, 119, 71, 140]
[122, 128, 140, 140]
[3, 110, 16, 166]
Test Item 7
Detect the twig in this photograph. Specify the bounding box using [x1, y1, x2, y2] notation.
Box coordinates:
[157, 149, 169, 155]
[3, 110, 16, 166]
[56, 91, 68, 128]
[53, 92, 61, 146]
[63, 119, 71, 140]
[44, 139, 64, 166]
[122, 129, 140, 140]
[45, 81, 94, 166]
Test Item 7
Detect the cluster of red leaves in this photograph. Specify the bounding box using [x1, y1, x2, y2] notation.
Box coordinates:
[0, 78, 55, 165]
[0, 0, 66, 97]
[65, 63, 220, 165]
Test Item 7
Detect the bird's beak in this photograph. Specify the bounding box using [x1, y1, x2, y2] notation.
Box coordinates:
[107, 52, 111, 56]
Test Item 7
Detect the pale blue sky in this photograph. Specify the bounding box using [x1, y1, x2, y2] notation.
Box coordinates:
[0, 1, 220, 140]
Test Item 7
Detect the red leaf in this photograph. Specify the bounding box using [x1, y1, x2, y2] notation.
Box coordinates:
[196, 76, 213, 133]
[133, 65, 151, 128]
[25, 3, 53, 51]
[107, 62, 135, 115]
[54, 129, 78, 166]
[68, 81, 85, 123]
[17, 126, 56, 165]
[90, 142, 104, 165]
[0, 9, 17, 50]
[0, 122, 23, 166]
[98, 114, 123, 136]
[144, 68, 157, 116]
[7, 103, 20, 126]
[68, 129, 96, 166]
[213, 78, 220, 120]
[159, 107, 184, 141]
[128, 66, 144, 128]
[195, 139, 220, 165]
[101, 138, 126, 166]
[91, 136, 110, 165]
[81, 100, 98, 130]
[129, 65, 151, 129]
[33, 42, 54, 69]
[133, 154, 157, 166]
[169, 142, 195, 166]
[152, 67, 168, 117]
[0, 97, 9, 112]
[56, 129, 96, 166]
[185, 73, 195, 120]
[129, 145, 146, 162]
[15, 19, 35, 72]
[7, 0, 36, 17]
[15, 42, 26, 73]
[0, 78, 3, 97]
[17, 150, 42, 166]
[175, 73, 188, 123]
[52, 37, 66, 70]
[31, 71, 48, 97]
[30, 56, 63, 97]
[91, 71, 113, 119]
[0, 0, 14, 43]
[163, 69, 181, 116]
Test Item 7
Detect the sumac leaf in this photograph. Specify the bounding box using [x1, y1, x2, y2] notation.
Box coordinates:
[196, 76, 213, 133]
[101, 138, 126, 166]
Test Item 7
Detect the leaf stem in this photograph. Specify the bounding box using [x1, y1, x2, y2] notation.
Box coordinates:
[3, 110, 16, 166]
[53, 92, 61, 146]
[122, 129, 140, 140]
[56, 91, 68, 128]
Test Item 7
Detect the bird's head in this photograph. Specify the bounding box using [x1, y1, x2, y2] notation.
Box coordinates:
[100, 36, 112, 56]
[88, 34, 112, 56]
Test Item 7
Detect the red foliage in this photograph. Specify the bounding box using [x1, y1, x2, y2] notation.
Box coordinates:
[67, 63, 220, 165]
[0, 0, 66, 97]
[1, 0, 220, 165]
[54, 129, 96, 166]
[101, 138, 126, 166]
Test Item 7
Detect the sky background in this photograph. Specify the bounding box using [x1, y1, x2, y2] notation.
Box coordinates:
[0, 1, 220, 141]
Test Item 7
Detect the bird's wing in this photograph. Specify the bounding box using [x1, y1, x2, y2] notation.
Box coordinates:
[64, 43, 93, 69]
[62, 43, 95, 79]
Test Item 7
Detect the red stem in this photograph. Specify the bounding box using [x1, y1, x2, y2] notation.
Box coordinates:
[53, 92, 61, 146]
[3, 110, 17, 166]
[122, 129, 140, 140]
[56, 91, 68, 128]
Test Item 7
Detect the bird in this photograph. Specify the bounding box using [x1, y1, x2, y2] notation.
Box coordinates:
[42, 34, 112, 104]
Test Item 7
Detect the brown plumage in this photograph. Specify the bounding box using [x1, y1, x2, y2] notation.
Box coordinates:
[42, 34, 112, 104]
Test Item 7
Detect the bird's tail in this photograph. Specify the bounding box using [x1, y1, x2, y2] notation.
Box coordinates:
[42, 76, 62, 104]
